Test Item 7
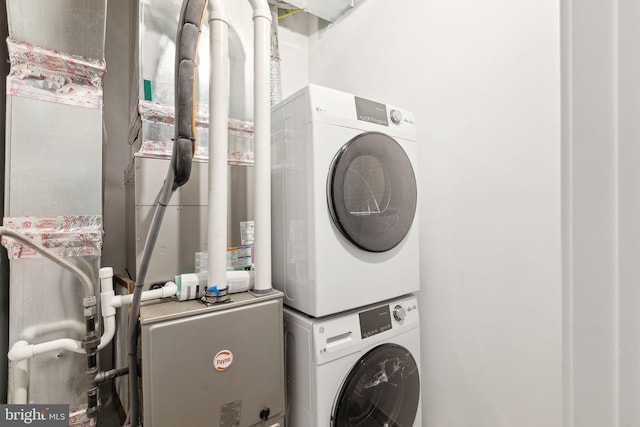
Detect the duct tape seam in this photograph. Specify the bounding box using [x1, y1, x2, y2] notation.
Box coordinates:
[1, 216, 103, 259]
[134, 100, 255, 164]
[6, 38, 106, 109]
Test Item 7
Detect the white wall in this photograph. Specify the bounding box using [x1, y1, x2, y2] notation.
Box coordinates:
[306, 1, 563, 426]
[563, 0, 640, 426]
[617, 0, 640, 424]
[277, 10, 309, 99]
[562, 1, 617, 425]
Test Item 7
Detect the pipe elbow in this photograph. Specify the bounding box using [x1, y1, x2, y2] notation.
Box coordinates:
[98, 316, 116, 351]
[161, 282, 178, 298]
[8, 341, 33, 361]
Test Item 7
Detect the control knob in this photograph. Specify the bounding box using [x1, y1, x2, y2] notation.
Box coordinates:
[393, 305, 406, 322]
[390, 109, 403, 125]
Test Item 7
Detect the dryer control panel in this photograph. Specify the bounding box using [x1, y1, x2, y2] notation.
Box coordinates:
[310, 295, 420, 365]
[302, 84, 417, 141]
[354, 95, 415, 128]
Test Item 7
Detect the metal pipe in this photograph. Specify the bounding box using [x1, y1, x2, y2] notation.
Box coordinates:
[249, 0, 273, 292]
[93, 366, 129, 385]
[208, 0, 230, 292]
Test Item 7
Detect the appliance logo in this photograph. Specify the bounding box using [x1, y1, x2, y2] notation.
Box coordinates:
[213, 350, 234, 371]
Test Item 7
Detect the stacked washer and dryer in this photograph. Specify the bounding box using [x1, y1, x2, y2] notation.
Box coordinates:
[271, 85, 422, 426]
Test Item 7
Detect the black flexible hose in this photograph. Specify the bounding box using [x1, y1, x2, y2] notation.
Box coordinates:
[126, 1, 207, 426]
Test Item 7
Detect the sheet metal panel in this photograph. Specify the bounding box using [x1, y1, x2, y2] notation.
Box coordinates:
[5, 96, 102, 216]
[4, 2, 105, 410]
[140, 292, 285, 427]
[6, 0, 106, 60]
[136, 0, 254, 122]
[7, 257, 100, 406]
[5, 96, 103, 408]
[278, 0, 355, 22]
[125, 156, 254, 285]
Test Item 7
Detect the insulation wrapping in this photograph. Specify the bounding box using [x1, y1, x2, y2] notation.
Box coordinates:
[129, 100, 254, 165]
[270, 6, 282, 106]
[6, 38, 106, 109]
[1, 216, 103, 259]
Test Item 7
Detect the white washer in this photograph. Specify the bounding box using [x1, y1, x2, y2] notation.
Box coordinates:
[272, 85, 420, 317]
[284, 294, 422, 427]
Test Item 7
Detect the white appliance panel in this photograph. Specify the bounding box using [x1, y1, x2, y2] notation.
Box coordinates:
[272, 85, 420, 317]
[284, 295, 422, 427]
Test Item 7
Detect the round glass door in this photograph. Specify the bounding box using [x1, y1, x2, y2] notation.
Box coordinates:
[327, 132, 417, 252]
[332, 344, 420, 427]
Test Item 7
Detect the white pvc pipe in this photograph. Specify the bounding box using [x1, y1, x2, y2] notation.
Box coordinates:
[98, 267, 116, 351]
[208, 0, 230, 291]
[9, 341, 30, 404]
[13, 357, 29, 404]
[20, 320, 85, 342]
[7, 275, 177, 361]
[8, 338, 84, 361]
[97, 315, 115, 351]
[249, 0, 272, 292]
[110, 282, 178, 308]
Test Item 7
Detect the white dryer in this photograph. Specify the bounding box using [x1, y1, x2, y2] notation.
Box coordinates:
[272, 85, 420, 317]
[284, 294, 422, 427]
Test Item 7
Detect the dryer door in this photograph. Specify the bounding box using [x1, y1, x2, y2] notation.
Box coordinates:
[327, 132, 417, 252]
[332, 344, 420, 427]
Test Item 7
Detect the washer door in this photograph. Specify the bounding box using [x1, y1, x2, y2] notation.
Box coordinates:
[327, 132, 417, 252]
[332, 344, 420, 427]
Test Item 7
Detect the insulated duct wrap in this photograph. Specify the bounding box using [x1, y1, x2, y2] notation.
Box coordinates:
[130, 100, 254, 163]
[1, 216, 103, 260]
[4, 0, 106, 414]
[270, 6, 282, 106]
[6, 38, 105, 108]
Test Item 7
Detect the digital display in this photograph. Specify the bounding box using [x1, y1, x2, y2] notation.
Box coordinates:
[359, 305, 392, 339]
[355, 96, 389, 127]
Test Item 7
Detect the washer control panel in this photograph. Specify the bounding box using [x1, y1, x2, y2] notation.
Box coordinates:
[389, 297, 419, 326]
[309, 295, 419, 365]
[393, 305, 406, 322]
